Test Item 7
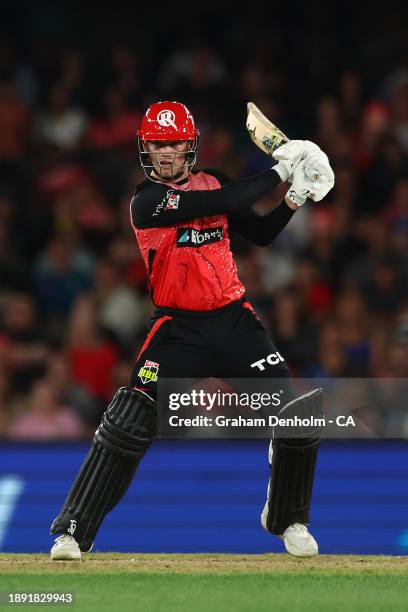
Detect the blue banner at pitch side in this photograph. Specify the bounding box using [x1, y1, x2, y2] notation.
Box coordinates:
[0, 441, 407, 555]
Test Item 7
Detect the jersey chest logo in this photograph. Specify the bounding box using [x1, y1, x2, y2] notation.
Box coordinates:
[177, 226, 223, 247]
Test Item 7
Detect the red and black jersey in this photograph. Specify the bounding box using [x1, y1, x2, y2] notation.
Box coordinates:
[130, 167, 294, 311]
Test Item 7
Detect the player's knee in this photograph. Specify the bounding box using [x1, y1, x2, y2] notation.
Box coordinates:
[273, 388, 324, 451]
[95, 386, 157, 460]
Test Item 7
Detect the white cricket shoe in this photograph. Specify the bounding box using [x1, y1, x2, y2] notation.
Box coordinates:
[50, 534, 81, 560]
[279, 523, 318, 557]
[261, 502, 318, 557]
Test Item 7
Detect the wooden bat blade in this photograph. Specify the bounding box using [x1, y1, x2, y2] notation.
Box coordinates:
[246, 102, 289, 156]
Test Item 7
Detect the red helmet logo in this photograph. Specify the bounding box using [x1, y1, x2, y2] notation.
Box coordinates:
[157, 109, 177, 129]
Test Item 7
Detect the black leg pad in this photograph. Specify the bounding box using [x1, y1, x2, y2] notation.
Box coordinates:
[50, 387, 157, 551]
[263, 389, 322, 535]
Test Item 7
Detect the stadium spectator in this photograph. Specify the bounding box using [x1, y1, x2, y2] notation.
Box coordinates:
[8, 379, 86, 440]
[0, 293, 49, 393]
[34, 81, 87, 151]
[32, 232, 94, 322]
[66, 295, 120, 403]
[87, 85, 139, 151]
[93, 257, 146, 350]
[44, 349, 100, 429]
[0, 79, 29, 161]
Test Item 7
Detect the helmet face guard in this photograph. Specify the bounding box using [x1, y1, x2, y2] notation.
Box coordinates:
[138, 136, 200, 183]
[137, 101, 199, 183]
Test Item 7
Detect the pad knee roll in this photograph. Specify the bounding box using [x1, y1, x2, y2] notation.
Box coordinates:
[95, 387, 156, 459]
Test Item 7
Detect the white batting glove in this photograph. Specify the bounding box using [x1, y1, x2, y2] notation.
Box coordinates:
[285, 152, 335, 208]
[272, 140, 324, 183]
[273, 140, 322, 164]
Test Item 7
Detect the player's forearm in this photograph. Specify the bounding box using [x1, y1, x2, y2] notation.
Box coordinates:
[229, 201, 295, 247]
[219, 167, 282, 213]
[252, 201, 295, 246]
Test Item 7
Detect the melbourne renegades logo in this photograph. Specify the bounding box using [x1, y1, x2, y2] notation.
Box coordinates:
[138, 360, 159, 384]
[157, 110, 177, 129]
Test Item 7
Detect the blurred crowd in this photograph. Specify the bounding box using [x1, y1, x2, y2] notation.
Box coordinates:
[0, 10, 407, 439]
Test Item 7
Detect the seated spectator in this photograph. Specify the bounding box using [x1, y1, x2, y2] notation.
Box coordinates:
[108, 359, 133, 399]
[107, 234, 148, 294]
[380, 323, 408, 437]
[0, 213, 27, 292]
[0, 293, 49, 392]
[347, 215, 391, 286]
[93, 257, 147, 350]
[358, 136, 406, 213]
[56, 180, 116, 251]
[292, 257, 334, 321]
[58, 48, 86, 106]
[387, 178, 408, 270]
[198, 126, 242, 177]
[110, 44, 142, 105]
[305, 319, 348, 378]
[334, 290, 371, 375]
[66, 295, 120, 402]
[353, 101, 389, 172]
[338, 71, 363, 131]
[8, 379, 86, 440]
[32, 232, 94, 322]
[314, 95, 343, 155]
[271, 287, 317, 375]
[87, 85, 139, 151]
[34, 81, 87, 151]
[389, 77, 408, 153]
[0, 78, 29, 161]
[364, 254, 405, 316]
[45, 349, 101, 428]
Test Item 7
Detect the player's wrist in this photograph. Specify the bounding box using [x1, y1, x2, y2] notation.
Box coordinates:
[272, 161, 292, 183]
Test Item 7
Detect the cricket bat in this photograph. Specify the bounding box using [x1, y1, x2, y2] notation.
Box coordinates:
[246, 101, 321, 182]
[246, 102, 289, 156]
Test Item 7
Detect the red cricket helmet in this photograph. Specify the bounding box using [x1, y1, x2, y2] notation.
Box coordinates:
[137, 101, 200, 182]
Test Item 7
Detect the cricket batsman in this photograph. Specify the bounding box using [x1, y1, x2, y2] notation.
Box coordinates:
[50, 101, 334, 560]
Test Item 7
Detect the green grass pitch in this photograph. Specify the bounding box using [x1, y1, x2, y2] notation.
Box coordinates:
[0, 554, 407, 612]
